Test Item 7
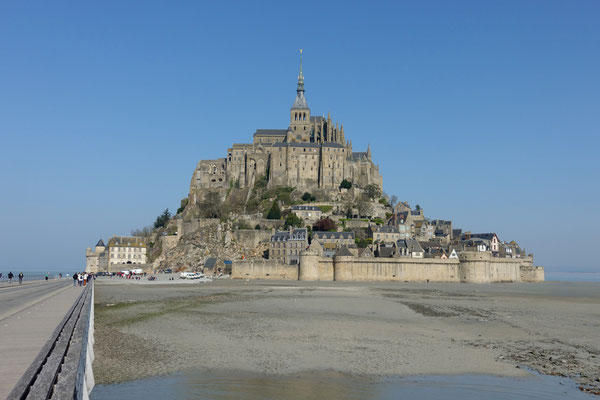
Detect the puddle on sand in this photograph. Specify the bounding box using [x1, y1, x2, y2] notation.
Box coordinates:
[91, 370, 593, 400]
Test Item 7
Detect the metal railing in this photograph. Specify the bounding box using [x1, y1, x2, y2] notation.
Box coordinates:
[7, 281, 95, 400]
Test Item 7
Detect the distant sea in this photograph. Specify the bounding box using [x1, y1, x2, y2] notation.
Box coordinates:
[544, 271, 600, 282]
[0, 269, 77, 283]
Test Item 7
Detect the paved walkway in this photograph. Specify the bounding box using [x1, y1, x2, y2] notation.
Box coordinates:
[0, 281, 83, 398]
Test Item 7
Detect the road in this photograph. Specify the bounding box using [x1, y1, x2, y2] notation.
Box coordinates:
[0, 279, 83, 398]
[0, 279, 72, 319]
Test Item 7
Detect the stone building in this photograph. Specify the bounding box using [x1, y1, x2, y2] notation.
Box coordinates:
[291, 205, 322, 224]
[189, 52, 382, 205]
[369, 225, 400, 244]
[85, 239, 108, 273]
[107, 236, 147, 266]
[269, 228, 308, 265]
[312, 231, 355, 257]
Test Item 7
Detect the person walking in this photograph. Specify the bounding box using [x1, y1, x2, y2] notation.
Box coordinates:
[73, 273, 78, 287]
[8, 272, 13, 284]
[78, 273, 83, 287]
[45, 272, 49, 281]
[18, 272, 23, 284]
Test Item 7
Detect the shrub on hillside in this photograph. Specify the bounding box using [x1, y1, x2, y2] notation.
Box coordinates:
[266, 201, 281, 219]
[313, 217, 337, 232]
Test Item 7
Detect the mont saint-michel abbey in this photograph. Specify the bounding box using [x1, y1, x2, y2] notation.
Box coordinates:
[189, 54, 382, 205]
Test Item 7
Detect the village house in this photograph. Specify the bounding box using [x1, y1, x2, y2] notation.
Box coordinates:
[107, 236, 147, 266]
[393, 239, 424, 258]
[415, 221, 435, 241]
[291, 205, 322, 224]
[312, 231, 355, 257]
[369, 225, 400, 244]
[269, 228, 308, 265]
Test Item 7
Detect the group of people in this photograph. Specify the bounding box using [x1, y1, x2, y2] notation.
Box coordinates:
[72, 272, 93, 286]
[1, 272, 24, 284]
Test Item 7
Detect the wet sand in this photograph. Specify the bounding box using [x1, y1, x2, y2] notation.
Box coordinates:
[93, 278, 600, 394]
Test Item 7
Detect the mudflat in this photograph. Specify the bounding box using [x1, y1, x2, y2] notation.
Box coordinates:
[93, 278, 600, 394]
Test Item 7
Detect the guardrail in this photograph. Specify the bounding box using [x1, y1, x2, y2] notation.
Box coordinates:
[7, 281, 95, 400]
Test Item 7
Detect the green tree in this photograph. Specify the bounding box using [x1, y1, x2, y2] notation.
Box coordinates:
[255, 224, 261, 230]
[364, 184, 381, 200]
[284, 213, 304, 228]
[415, 204, 422, 211]
[301, 192, 316, 202]
[154, 209, 171, 229]
[266, 201, 281, 219]
[339, 179, 352, 189]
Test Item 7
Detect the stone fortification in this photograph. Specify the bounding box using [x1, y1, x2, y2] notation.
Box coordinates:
[231, 259, 298, 280]
[232, 250, 543, 283]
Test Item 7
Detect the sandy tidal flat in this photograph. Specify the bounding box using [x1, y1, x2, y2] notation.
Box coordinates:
[93, 279, 600, 395]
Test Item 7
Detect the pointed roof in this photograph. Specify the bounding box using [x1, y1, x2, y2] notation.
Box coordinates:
[96, 239, 105, 247]
[334, 246, 354, 257]
[292, 49, 309, 110]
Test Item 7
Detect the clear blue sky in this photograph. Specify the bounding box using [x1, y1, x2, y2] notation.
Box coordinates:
[1, 1, 598, 272]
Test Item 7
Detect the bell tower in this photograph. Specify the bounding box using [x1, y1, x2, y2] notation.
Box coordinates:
[289, 49, 311, 141]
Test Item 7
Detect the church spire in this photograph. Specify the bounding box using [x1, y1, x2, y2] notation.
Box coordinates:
[297, 49, 304, 93]
[292, 49, 308, 109]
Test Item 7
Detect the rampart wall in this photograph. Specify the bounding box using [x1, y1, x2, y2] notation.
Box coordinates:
[333, 256, 461, 282]
[232, 259, 298, 280]
[232, 252, 544, 283]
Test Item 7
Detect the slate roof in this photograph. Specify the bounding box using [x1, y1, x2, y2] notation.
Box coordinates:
[406, 239, 424, 253]
[310, 116, 324, 122]
[253, 129, 288, 136]
[470, 233, 498, 241]
[292, 92, 308, 109]
[396, 240, 408, 249]
[107, 236, 146, 248]
[312, 231, 355, 240]
[292, 205, 320, 211]
[351, 152, 367, 161]
[96, 239, 105, 247]
[377, 247, 395, 258]
[204, 258, 217, 268]
[334, 246, 355, 257]
[271, 228, 308, 242]
[373, 226, 399, 234]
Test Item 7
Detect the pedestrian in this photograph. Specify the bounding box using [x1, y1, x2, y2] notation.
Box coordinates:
[83, 273, 88, 286]
[59, 273, 62, 279]
[8, 271, 13, 284]
[73, 273, 78, 287]
[18, 272, 23, 284]
[45, 272, 49, 281]
[78, 273, 83, 286]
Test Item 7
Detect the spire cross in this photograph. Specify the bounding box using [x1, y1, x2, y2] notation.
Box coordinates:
[299, 48, 303, 78]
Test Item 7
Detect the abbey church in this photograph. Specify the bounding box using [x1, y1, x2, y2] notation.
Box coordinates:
[189, 53, 382, 205]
